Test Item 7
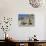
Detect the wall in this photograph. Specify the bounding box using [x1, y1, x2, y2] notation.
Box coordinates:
[0, 0, 46, 40]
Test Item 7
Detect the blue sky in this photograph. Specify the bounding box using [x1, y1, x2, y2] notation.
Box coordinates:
[18, 14, 29, 20]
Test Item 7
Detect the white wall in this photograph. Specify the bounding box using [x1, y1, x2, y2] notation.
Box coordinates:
[0, 0, 46, 40]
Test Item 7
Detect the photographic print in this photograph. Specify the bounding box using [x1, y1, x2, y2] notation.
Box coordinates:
[18, 14, 34, 26]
